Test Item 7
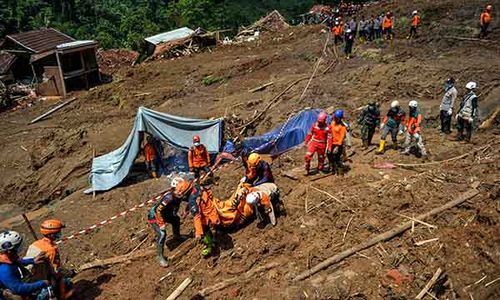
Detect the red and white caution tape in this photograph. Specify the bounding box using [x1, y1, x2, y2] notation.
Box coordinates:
[57, 159, 238, 244]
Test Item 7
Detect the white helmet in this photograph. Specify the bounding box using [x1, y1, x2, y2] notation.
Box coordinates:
[465, 81, 477, 90]
[391, 100, 400, 108]
[170, 177, 183, 189]
[346, 28, 352, 33]
[412, 10, 418, 15]
[246, 191, 262, 205]
[0, 231, 23, 253]
[409, 100, 418, 108]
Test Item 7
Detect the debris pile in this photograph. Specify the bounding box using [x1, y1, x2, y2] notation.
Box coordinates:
[97, 49, 140, 75]
[147, 34, 216, 61]
[236, 10, 290, 42]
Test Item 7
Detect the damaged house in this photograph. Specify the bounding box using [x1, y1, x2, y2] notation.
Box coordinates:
[1, 28, 100, 97]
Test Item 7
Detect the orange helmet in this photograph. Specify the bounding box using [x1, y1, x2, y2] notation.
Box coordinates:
[174, 179, 192, 197]
[40, 219, 65, 235]
[247, 153, 261, 168]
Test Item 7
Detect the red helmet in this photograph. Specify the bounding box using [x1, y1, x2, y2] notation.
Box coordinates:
[317, 112, 327, 123]
[193, 135, 200, 143]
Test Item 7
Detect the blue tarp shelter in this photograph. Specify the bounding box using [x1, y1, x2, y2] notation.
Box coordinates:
[243, 109, 324, 156]
[85, 107, 223, 193]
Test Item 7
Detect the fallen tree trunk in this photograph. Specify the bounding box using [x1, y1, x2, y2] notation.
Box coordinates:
[293, 189, 479, 281]
[197, 262, 280, 296]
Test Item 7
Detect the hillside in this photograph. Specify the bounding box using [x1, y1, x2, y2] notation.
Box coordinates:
[0, 0, 499, 299]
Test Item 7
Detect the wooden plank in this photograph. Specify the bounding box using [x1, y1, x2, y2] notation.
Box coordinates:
[29, 97, 77, 124]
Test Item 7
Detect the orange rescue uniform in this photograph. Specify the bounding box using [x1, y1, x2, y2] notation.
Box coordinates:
[333, 24, 344, 36]
[412, 15, 421, 27]
[405, 113, 422, 135]
[480, 12, 492, 25]
[193, 188, 220, 238]
[330, 121, 347, 146]
[144, 142, 156, 162]
[383, 16, 393, 29]
[188, 145, 210, 168]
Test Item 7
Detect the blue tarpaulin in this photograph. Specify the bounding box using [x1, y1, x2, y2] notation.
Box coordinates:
[243, 109, 325, 156]
[85, 107, 223, 193]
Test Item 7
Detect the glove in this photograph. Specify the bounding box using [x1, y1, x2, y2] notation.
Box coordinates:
[414, 133, 420, 140]
[159, 224, 166, 231]
[456, 114, 459, 120]
[398, 129, 404, 135]
[240, 176, 247, 183]
[469, 117, 474, 123]
[447, 108, 452, 115]
[331, 146, 339, 154]
[380, 123, 385, 129]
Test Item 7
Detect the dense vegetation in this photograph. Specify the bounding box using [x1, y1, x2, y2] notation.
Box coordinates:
[0, 0, 354, 50]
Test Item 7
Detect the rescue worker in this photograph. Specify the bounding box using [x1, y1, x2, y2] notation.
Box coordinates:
[374, 13, 383, 39]
[367, 15, 375, 41]
[358, 100, 381, 148]
[349, 17, 358, 37]
[143, 135, 159, 178]
[479, 5, 493, 39]
[383, 11, 394, 40]
[188, 135, 211, 179]
[401, 100, 427, 157]
[0, 231, 51, 300]
[328, 110, 347, 175]
[358, 16, 367, 42]
[147, 178, 189, 267]
[377, 101, 406, 154]
[407, 10, 421, 39]
[246, 190, 276, 226]
[190, 179, 220, 257]
[456, 81, 479, 142]
[332, 22, 344, 45]
[304, 112, 332, 175]
[242, 153, 274, 187]
[25, 219, 73, 299]
[439, 77, 458, 134]
[344, 28, 355, 59]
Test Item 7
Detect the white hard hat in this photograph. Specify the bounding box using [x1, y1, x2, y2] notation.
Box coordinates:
[409, 100, 418, 108]
[246, 191, 262, 205]
[346, 28, 352, 33]
[412, 10, 418, 15]
[0, 231, 23, 253]
[170, 177, 184, 189]
[465, 81, 477, 90]
[391, 100, 400, 108]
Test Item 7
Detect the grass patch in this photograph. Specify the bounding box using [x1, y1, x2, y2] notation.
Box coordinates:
[202, 75, 226, 86]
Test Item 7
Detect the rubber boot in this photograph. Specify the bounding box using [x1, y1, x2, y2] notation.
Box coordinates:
[392, 142, 398, 150]
[304, 162, 310, 176]
[172, 223, 187, 242]
[201, 234, 213, 257]
[156, 243, 168, 267]
[376, 140, 385, 155]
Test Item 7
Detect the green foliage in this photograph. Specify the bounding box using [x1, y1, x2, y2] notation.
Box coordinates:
[202, 75, 226, 86]
[0, 0, 352, 51]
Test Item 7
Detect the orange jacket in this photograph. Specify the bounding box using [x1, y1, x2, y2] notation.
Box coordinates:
[144, 142, 156, 162]
[27, 238, 60, 270]
[188, 144, 210, 168]
[333, 25, 344, 36]
[412, 15, 421, 27]
[481, 12, 492, 25]
[383, 16, 393, 29]
[330, 121, 347, 146]
[405, 113, 422, 135]
[193, 188, 220, 237]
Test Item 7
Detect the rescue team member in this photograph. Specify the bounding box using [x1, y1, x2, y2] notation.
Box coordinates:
[188, 135, 211, 179]
[148, 178, 189, 267]
[0, 231, 51, 300]
[479, 5, 493, 39]
[456, 81, 479, 142]
[304, 112, 332, 175]
[188, 180, 220, 257]
[332, 22, 344, 45]
[328, 110, 347, 175]
[383, 11, 394, 40]
[242, 153, 274, 187]
[246, 190, 276, 226]
[25, 219, 73, 299]
[143, 135, 159, 178]
[358, 100, 380, 148]
[401, 101, 427, 157]
[344, 28, 355, 59]
[439, 78, 458, 134]
[377, 101, 406, 154]
[407, 10, 421, 39]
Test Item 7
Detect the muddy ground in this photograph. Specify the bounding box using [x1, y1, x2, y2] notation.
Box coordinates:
[1, 0, 499, 299]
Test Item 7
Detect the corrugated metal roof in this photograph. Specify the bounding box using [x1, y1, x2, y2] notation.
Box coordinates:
[56, 40, 97, 50]
[145, 27, 194, 45]
[6, 28, 75, 53]
[0, 51, 16, 74]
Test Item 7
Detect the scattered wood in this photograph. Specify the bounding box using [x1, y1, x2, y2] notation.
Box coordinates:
[282, 172, 298, 180]
[484, 277, 500, 287]
[166, 277, 192, 300]
[309, 185, 353, 211]
[29, 97, 77, 124]
[20, 146, 28, 152]
[342, 215, 355, 242]
[248, 81, 274, 93]
[415, 268, 443, 299]
[134, 92, 151, 97]
[396, 213, 437, 229]
[363, 146, 377, 155]
[129, 235, 149, 253]
[197, 262, 279, 296]
[479, 107, 499, 129]
[395, 144, 491, 168]
[414, 238, 439, 246]
[158, 272, 172, 283]
[299, 33, 330, 101]
[293, 189, 479, 281]
[444, 36, 493, 43]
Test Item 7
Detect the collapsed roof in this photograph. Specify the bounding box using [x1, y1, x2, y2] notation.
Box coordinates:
[6, 28, 75, 53]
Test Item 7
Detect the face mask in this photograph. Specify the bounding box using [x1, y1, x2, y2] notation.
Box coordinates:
[194, 142, 200, 147]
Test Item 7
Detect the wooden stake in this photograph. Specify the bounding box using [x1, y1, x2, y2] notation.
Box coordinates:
[414, 238, 439, 246]
[415, 268, 443, 299]
[29, 97, 77, 124]
[248, 81, 274, 93]
[484, 277, 500, 287]
[309, 185, 353, 211]
[342, 215, 354, 242]
[166, 277, 192, 300]
[293, 189, 479, 281]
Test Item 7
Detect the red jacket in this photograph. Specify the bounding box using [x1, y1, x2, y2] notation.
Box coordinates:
[305, 122, 333, 147]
